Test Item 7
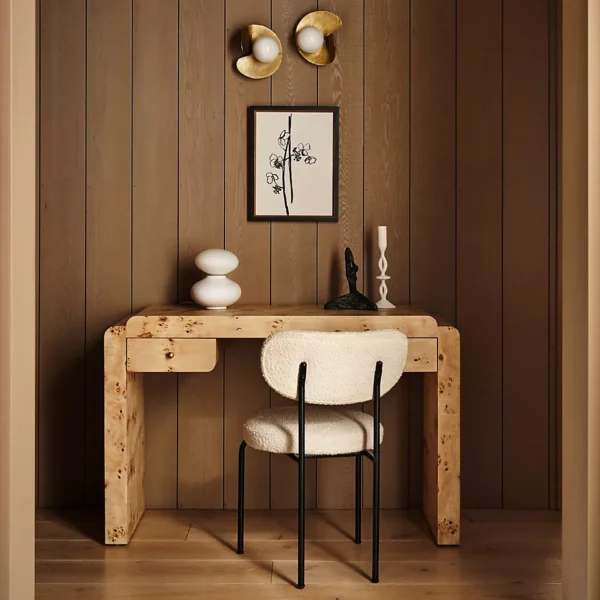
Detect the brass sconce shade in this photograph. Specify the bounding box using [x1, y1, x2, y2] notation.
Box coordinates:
[296, 11, 342, 66]
[236, 25, 282, 79]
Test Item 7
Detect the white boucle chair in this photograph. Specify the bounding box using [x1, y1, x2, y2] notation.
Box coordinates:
[236, 329, 408, 589]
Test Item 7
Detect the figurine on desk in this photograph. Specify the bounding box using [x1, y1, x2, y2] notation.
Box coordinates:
[324, 247, 378, 311]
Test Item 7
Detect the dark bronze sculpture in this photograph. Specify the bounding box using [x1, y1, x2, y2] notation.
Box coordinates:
[324, 248, 378, 311]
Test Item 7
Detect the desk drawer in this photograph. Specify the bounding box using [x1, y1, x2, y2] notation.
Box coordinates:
[405, 338, 437, 372]
[127, 338, 218, 373]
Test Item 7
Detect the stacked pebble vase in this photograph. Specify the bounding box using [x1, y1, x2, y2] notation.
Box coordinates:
[190, 249, 242, 309]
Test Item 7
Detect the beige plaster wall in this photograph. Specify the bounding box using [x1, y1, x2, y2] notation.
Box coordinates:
[586, 1, 600, 596]
[561, 0, 600, 598]
[0, 0, 37, 598]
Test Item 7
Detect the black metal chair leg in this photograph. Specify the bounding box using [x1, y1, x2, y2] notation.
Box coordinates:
[355, 453, 362, 544]
[237, 441, 247, 554]
[372, 442, 380, 582]
[372, 361, 383, 584]
[298, 450, 305, 589]
[297, 362, 307, 590]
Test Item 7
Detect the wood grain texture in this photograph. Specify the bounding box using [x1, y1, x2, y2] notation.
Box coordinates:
[35, 584, 562, 600]
[409, 0, 457, 510]
[270, 0, 318, 307]
[456, 0, 503, 508]
[364, 0, 411, 510]
[38, 0, 86, 507]
[126, 308, 438, 363]
[423, 325, 460, 545]
[37, 0, 558, 512]
[37, 560, 273, 585]
[502, 0, 550, 509]
[269, 0, 319, 510]
[179, 0, 225, 299]
[410, 0, 457, 324]
[106, 306, 456, 541]
[36, 536, 560, 561]
[317, 0, 364, 304]
[273, 559, 559, 586]
[223, 0, 272, 511]
[86, 0, 133, 506]
[128, 305, 438, 338]
[269, 0, 319, 512]
[36, 509, 561, 599]
[178, 0, 226, 509]
[224, 340, 271, 509]
[316, 0, 365, 510]
[104, 326, 145, 544]
[127, 339, 218, 373]
[548, 0, 559, 510]
[224, 0, 271, 300]
[132, 0, 179, 510]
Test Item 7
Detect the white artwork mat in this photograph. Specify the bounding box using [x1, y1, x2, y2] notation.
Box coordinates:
[253, 110, 335, 218]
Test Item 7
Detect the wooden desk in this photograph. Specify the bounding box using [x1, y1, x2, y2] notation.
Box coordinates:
[104, 305, 460, 546]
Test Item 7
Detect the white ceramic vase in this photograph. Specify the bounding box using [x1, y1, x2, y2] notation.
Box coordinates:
[190, 249, 242, 309]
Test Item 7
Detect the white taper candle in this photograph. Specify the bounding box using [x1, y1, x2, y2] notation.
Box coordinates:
[378, 225, 387, 249]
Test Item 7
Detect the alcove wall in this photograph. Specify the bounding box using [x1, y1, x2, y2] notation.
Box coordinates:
[38, 0, 558, 510]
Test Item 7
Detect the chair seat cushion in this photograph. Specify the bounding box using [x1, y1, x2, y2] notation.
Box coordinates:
[243, 406, 384, 455]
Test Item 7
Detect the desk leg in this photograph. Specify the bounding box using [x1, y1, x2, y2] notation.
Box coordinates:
[423, 325, 460, 545]
[104, 326, 145, 545]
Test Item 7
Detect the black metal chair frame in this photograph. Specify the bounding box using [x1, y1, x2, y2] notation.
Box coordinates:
[236, 361, 384, 589]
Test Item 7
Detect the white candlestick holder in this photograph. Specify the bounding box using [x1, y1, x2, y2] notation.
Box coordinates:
[376, 235, 395, 309]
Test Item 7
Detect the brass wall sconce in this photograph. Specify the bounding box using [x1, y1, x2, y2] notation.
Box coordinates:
[295, 11, 342, 66]
[236, 25, 282, 80]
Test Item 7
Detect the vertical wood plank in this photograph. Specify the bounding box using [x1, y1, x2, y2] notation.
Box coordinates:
[86, 0, 133, 506]
[456, 0, 503, 508]
[224, 0, 272, 509]
[271, 1, 318, 308]
[548, 0, 559, 511]
[503, 0, 550, 509]
[178, 0, 226, 509]
[270, 0, 318, 510]
[410, 0, 457, 323]
[132, 0, 178, 508]
[409, 0, 456, 507]
[39, 0, 86, 507]
[363, 0, 410, 509]
[316, 0, 364, 509]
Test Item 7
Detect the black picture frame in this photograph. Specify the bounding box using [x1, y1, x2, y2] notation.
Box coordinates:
[247, 106, 339, 222]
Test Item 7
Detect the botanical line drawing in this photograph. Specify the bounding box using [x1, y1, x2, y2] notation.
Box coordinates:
[265, 114, 317, 216]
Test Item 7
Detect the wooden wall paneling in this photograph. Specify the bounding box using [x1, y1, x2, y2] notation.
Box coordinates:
[409, 0, 457, 508]
[86, 0, 133, 506]
[36, 0, 560, 511]
[316, 0, 365, 510]
[38, 0, 86, 507]
[132, 0, 179, 509]
[363, 0, 410, 510]
[270, 0, 319, 510]
[270, 2, 318, 308]
[456, 0, 503, 508]
[178, 0, 226, 509]
[224, 0, 272, 509]
[502, 0, 550, 509]
[548, 0, 559, 511]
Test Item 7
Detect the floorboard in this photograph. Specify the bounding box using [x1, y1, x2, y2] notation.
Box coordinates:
[35, 509, 561, 599]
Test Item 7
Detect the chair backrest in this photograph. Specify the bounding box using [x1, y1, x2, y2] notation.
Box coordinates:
[260, 329, 408, 405]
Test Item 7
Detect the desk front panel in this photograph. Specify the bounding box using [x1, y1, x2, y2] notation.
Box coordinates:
[125, 336, 437, 374]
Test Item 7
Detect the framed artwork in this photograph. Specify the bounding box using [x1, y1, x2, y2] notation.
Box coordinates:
[248, 106, 339, 221]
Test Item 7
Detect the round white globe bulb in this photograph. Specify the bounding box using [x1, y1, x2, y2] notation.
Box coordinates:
[297, 26, 324, 54]
[252, 36, 279, 63]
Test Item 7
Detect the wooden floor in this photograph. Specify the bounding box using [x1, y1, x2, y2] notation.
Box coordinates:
[36, 509, 561, 599]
